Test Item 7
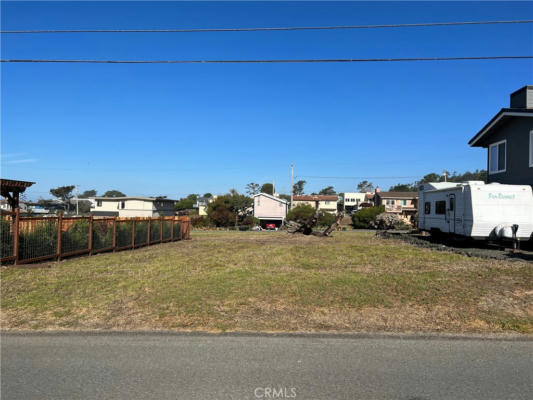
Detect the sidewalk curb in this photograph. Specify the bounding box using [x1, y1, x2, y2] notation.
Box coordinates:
[2, 330, 531, 341]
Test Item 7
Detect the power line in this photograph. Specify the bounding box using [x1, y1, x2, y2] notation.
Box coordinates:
[296, 176, 422, 180]
[1, 56, 532, 64]
[2, 20, 533, 34]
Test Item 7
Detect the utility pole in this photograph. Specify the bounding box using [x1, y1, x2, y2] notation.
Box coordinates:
[75, 185, 79, 215]
[290, 163, 294, 210]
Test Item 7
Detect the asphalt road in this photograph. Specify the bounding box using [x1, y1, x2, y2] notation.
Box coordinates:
[1, 333, 532, 400]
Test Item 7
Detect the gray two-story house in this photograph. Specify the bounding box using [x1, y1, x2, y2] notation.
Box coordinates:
[468, 85, 533, 186]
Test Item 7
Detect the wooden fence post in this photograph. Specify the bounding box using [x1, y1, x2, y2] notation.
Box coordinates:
[132, 219, 136, 249]
[160, 217, 163, 243]
[13, 209, 20, 265]
[57, 213, 63, 261]
[147, 218, 151, 245]
[88, 214, 93, 256]
[112, 217, 117, 252]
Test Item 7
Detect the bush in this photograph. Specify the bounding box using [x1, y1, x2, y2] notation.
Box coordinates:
[61, 219, 89, 253]
[286, 205, 316, 223]
[18, 220, 57, 260]
[351, 206, 385, 229]
[191, 215, 210, 228]
[370, 212, 404, 230]
[241, 216, 260, 226]
[317, 212, 336, 227]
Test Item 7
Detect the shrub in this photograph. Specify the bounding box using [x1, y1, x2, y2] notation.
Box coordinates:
[370, 212, 404, 230]
[351, 206, 385, 229]
[241, 216, 260, 226]
[18, 220, 57, 260]
[317, 211, 336, 227]
[286, 205, 316, 223]
[61, 219, 89, 253]
[191, 215, 210, 228]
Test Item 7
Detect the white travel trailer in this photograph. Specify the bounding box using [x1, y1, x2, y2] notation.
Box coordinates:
[418, 181, 533, 241]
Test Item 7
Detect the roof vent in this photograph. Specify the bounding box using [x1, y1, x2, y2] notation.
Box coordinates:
[510, 85, 533, 108]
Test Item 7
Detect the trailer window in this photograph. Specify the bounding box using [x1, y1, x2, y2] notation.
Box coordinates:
[424, 202, 431, 214]
[435, 201, 446, 215]
[449, 197, 454, 211]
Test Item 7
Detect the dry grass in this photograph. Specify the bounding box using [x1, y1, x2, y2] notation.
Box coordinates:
[1, 231, 531, 334]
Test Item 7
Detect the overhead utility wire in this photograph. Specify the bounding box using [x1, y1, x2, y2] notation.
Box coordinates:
[2, 56, 532, 64]
[2, 19, 533, 34]
[297, 176, 422, 180]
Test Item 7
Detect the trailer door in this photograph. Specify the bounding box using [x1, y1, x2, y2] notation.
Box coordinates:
[448, 194, 456, 233]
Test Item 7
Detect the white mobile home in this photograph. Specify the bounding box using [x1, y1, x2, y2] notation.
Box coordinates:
[418, 181, 533, 241]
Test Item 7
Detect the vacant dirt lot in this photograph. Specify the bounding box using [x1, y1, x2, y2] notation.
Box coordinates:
[1, 231, 531, 333]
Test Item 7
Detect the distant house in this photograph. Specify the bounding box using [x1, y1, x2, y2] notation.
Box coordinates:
[374, 188, 417, 220]
[292, 195, 338, 214]
[253, 193, 288, 228]
[343, 192, 369, 213]
[90, 197, 176, 217]
[468, 85, 533, 185]
[195, 197, 212, 216]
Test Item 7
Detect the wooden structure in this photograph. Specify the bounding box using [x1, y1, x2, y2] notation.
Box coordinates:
[0, 211, 191, 265]
[0, 178, 35, 210]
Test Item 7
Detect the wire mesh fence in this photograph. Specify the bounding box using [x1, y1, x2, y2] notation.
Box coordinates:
[61, 218, 90, 255]
[116, 220, 133, 248]
[18, 217, 58, 262]
[162, 220, 172, 241]
[93, 218, 114, 251]
[0, 211, 190, 265]
[0, 213, 14, 260]
[134, 220, 148, 246]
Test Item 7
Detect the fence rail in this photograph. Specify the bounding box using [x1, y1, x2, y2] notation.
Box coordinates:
[0, 210, 191, 265]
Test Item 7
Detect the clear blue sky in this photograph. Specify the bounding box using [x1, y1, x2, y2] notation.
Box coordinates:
[2, 1, 532, 200]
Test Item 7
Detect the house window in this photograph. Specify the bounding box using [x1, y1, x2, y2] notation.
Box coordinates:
[424, 202, 431, 214]
[97, 200, 102, 207]
[489, 140, 506, 174]
[121, 201, 125, 209]
[530, 131, 533, 168]
[386, 199, 395, 205]
[257, 197, 260, 206]
[401, 200, 407, 206]
[325, 201, 330, 205]
[435, 201, 446, 215]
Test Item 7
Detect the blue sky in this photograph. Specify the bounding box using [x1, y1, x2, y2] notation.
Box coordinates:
[2, 1, 533, 200]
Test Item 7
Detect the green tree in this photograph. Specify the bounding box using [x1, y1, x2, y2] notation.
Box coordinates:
[103, 190, 126, 197]
[207, 190, 253, 227]
[260, 183, 274, 195]
[352, 206, 385, 229]
[81, 189, 97, 197]
[245, 182, 260, 196]
[388, 183, 416, 192]
[292, 180, 306, 196]
[50, 185, 75, 213]
[356, 181, 374, 193]
[203, 193, 213, 198]
[318, 186, 336, 195]
[286, 204, 316, 222]
[278, 194, 291, 202]
[174, 194, 199, 211]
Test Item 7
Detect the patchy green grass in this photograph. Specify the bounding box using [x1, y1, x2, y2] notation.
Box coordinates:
[1, 231, 532, 333]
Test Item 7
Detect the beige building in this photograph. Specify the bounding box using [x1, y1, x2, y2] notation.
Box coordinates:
[292, 195, 338, 214]
[374, 190, 418, 220]
[253, 193, 288, 228]
[90, 197, 176, 217]
[343, 192, 368, 213]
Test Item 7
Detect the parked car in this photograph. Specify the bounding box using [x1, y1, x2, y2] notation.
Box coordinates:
[265, 223, 277, 230]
